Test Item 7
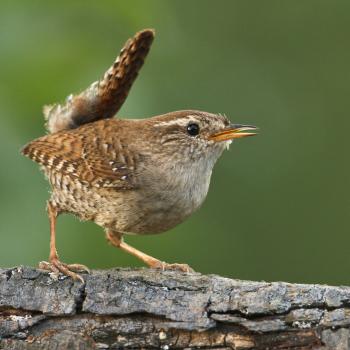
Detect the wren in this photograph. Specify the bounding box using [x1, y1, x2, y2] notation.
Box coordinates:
[22, 29, 257, 281]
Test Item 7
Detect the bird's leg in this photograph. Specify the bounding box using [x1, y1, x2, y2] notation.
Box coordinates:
[106, 231, 194, 273]
[38, 201, 90, 282]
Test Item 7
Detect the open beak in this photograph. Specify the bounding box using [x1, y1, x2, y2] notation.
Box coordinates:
[209, 124, 258, 142]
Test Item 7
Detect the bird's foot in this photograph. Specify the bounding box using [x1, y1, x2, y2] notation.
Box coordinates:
[39, 259, 90, 283]
[151, 261, 194, 273]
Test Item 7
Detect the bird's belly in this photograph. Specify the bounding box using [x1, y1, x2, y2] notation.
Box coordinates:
[129, 197, 194, 234]
[46, 168, 211, 235]
[126, 174, 211, 234]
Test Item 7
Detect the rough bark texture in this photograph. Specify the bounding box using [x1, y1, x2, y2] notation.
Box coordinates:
[0, 267, 350, 349]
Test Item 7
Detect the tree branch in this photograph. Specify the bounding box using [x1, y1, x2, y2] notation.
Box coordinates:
[0, 266, 349, 349]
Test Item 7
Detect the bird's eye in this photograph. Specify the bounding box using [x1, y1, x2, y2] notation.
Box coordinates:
[187, 123, 200, 136]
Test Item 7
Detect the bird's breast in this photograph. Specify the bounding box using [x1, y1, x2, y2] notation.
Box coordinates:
[132, 161, 212, 233]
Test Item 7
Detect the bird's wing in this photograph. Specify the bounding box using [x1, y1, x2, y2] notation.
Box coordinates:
[21, 125, 137, 190]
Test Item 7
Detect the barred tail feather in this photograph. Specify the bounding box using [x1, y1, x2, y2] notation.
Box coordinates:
[44, 29, 155, 134]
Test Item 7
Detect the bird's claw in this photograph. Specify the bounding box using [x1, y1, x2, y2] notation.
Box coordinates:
[39, 260, 89, 283]
[151, 261, 194, 273]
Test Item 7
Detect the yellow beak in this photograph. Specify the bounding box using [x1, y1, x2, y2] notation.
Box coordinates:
[209, 124, 258, 142]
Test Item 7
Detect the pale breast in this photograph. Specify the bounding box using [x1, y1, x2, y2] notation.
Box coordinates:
[124, 160, 213, 234]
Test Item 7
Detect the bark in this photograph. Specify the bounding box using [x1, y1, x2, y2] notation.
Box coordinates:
[0, 267, 350, 349]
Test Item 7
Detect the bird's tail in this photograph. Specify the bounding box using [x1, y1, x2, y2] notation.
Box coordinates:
[44, 29, 155, 134]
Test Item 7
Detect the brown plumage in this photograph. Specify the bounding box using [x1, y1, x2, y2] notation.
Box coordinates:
[22, 30, 257, 282]
[23, 120, 136, 190]
[44, 29, 154, 134]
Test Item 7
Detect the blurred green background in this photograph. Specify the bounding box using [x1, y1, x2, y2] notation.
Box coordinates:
[1, 0, 349, 285]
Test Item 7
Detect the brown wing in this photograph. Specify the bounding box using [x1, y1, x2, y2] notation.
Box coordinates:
[45, 29, 155, 133]
[21, 122, 137, 190]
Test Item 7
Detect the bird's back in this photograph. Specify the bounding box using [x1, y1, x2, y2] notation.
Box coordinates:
[22, 119, 139, 190]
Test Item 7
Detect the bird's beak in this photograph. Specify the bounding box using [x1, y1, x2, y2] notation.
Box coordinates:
[209, 124, 258, 142]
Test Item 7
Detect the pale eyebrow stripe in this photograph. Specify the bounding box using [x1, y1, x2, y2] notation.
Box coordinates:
[153, 115, 197, 128]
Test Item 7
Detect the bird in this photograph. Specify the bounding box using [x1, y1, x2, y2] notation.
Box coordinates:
[21, 29, 257, 282]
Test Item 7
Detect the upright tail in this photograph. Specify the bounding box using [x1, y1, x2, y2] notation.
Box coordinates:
[44, 29, 155, 134]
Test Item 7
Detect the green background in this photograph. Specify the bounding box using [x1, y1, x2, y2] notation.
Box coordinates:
[1, 1, 349, 285]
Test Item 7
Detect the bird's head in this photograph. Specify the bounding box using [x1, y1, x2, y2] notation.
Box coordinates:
[147, 110, 257, 169]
